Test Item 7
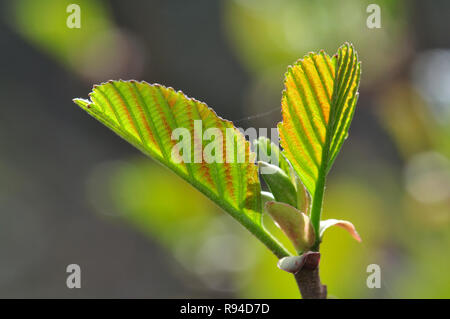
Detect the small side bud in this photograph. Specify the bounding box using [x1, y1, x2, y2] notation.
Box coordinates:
[278, 256, 305, 273]
[277, 252, 321, 273]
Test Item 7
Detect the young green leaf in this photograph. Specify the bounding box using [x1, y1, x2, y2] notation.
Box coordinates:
[278, 43, 361, 239]
[74, 80, 290, 258]
[258, 161, 297, 208]
[278, 43, 361, 198]
[254, 136, 308, 212]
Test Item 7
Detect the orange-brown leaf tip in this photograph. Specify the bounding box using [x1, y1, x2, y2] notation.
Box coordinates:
[319, 219, 361, 242]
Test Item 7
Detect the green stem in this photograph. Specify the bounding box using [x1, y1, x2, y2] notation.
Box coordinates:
[310, 169, 327, 250]
[249, 222, 292, 259]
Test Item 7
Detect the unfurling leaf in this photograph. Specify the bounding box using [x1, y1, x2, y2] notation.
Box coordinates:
[278, 43, 361, 198]
[74, 80, 290, 258]
[265, 201, 315, 254]
[258, 161, 297, 208]
[320, 219, 361, 242]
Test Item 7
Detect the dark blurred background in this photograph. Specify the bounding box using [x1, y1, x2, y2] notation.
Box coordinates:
[0, 0, 449, 298]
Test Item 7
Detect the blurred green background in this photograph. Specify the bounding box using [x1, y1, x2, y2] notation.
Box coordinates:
[0, 0, 449, 298]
